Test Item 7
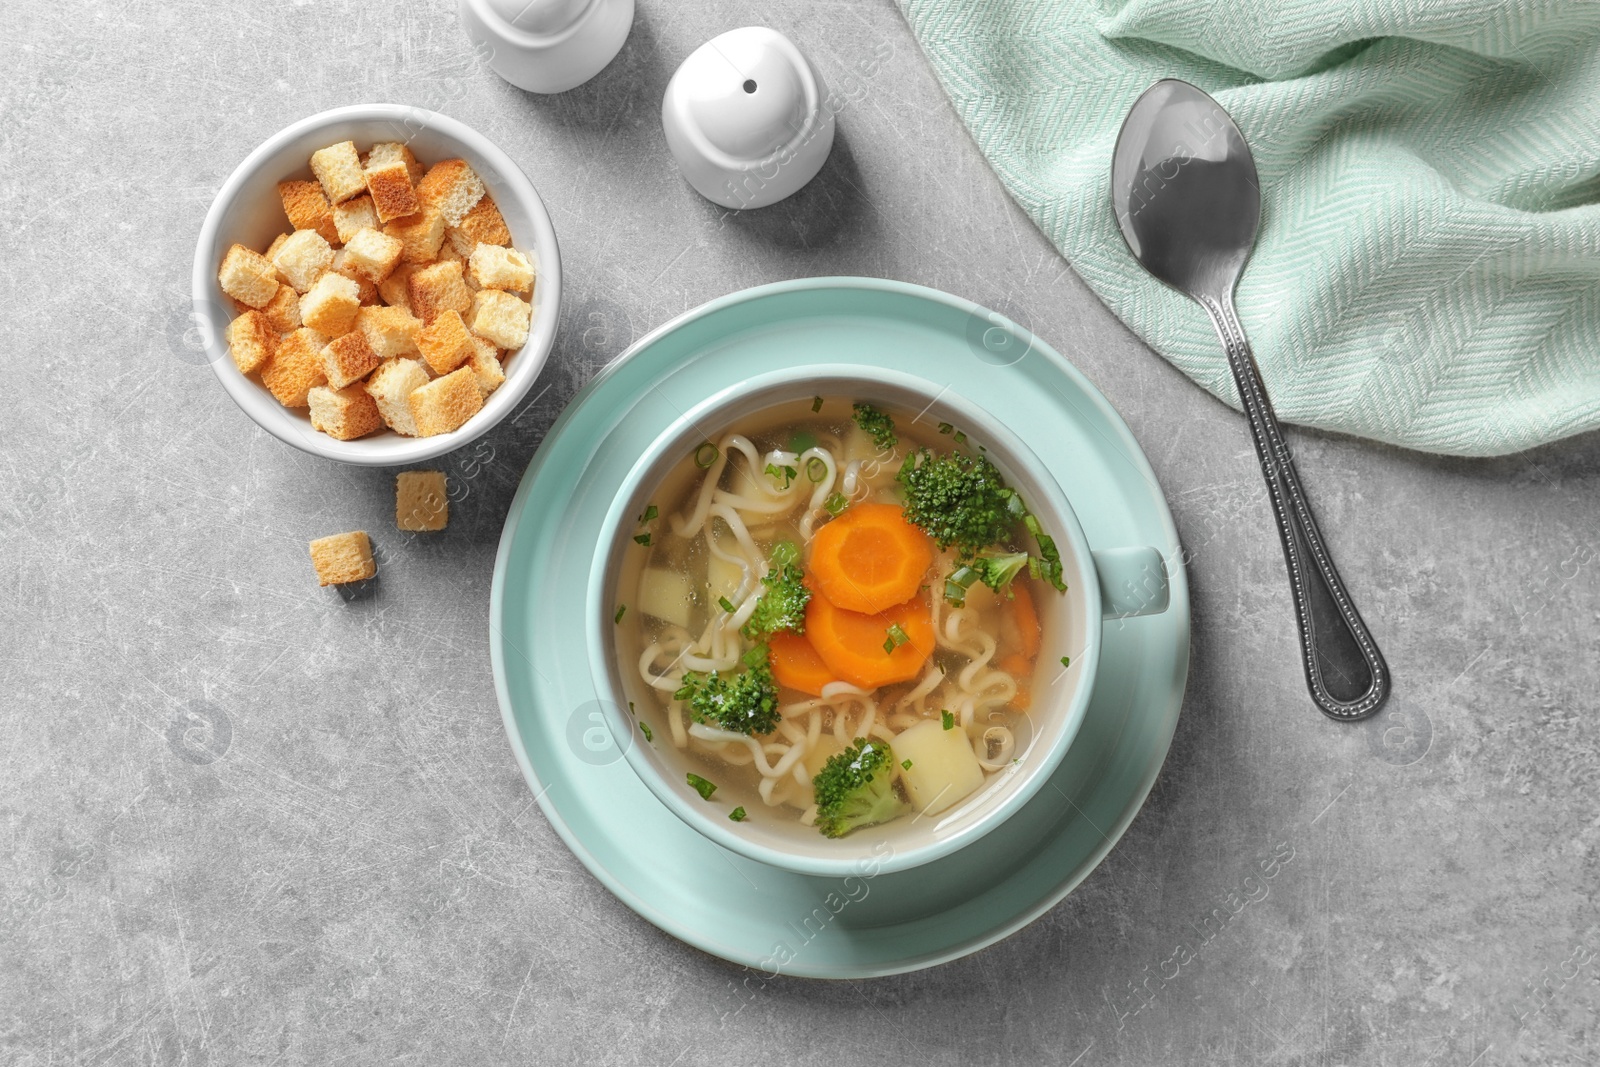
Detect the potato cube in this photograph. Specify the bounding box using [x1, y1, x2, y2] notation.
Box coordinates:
[308, 530, 375, 586]
[891, 719, 985, 816]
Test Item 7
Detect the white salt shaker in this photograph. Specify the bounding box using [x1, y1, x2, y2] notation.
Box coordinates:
[459, 0, 634, 94]
[661, 27, 835, 209]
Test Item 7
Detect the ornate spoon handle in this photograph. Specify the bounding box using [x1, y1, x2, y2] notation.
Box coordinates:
[1201, 293, 1390, 721]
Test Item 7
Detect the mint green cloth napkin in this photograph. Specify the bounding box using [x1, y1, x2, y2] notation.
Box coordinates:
[898, 0, 1600, 456]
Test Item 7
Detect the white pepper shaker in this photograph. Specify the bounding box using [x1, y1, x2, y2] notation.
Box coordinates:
[661, 26, 835, 209]
[459, 0, 634, 94]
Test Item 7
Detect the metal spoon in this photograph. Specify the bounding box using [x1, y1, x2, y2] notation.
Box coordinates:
[1111, 78, 1389, 721]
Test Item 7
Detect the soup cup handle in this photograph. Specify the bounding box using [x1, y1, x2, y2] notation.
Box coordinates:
[1092, 546, 1170, 619]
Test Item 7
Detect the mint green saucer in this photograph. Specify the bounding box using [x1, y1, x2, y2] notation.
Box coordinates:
[490, 278, 1190, 978]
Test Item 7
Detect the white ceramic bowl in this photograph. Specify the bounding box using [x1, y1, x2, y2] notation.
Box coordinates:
[588, 366, 1171, 878]
[193, 104, 562, 466]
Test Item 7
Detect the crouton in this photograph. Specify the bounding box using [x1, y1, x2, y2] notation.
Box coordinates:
[300, 273, 362, 336]
[416, 309, 476, 375]
[407, 366, 483, 436]
[396, 470, 449, 531]
[456, 194, 511, 247]
[330, 250, 380, 305]
[310, 141, 367, 204]
[356, 305, 421, 358]
[321, 330, 382, 389]
[331, 195, 379, 244]
[308, 384, 383, 440]
[308, 531, 375, 586]
[369, 142, 425, 185]
[265, 232, 291, 268]
[364, 160, 421, 223]
[365, 357, 430, 436]
[469, 244, 534, 292]
[408, 260, 472, 323]
[384, 206, 446, 264]
[468, 289, 532, 350]
[226, 310, 278, 375]
[260, 284, 303, 333]
[377, 262, 418, 312]
[277, 180, 340, 244]
[466, 332, 505, 394]
[260, 327, 327, 407]
[218, 244, 280, 308]
[416, 159, 484, 226]
[271, 229, 334, 294]
[444, 227, 478, 259]
[341, 227, 403, 284]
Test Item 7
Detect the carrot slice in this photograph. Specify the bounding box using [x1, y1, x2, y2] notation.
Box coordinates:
[804, 586, 934, 689]
[1010, 581, 1041, 660]
[808, 503, 934, 614]
[768, 631, 837, 697]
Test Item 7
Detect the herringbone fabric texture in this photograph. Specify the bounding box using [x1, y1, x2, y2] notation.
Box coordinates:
[899, 0, 1600, 455]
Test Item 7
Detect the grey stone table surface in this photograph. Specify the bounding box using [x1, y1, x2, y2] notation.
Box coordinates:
[4, 1, 1598, 1064]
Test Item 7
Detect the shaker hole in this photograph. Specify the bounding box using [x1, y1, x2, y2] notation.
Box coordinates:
[743, 79, 757, 94]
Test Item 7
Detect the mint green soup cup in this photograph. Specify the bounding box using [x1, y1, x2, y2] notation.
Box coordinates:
[587, 366, 1169, 878]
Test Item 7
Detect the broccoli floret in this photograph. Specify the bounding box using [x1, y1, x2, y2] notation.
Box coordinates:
[677, 657, 781, 735]
[897, 448, 1018, 556]
[812, 738, 909, 838]
[945, 549, 1031, 605]
[852, 402, 897, 451]
[741, 563, 811, 640]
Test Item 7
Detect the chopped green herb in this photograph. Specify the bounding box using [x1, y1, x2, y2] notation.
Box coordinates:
[639, 722, 653, 742]
[633, 533, 652, 546]
[638, 504, 658, 524]
[628, 701, 635, 715]
[1023, 513, 1067, 592]
[789, 429, 818, 453]
[614, 604, 626, 624]
[938, 422, 953, 435]
[686, 773, 718, 800]
[824, 491, 849, 516]
[883, 623, 909, 654]
[729, 806, 748, 822]
[944, 565, 980, 607]
[770, 540, 799, 569]
[1060, 655, 1072, 669]
[901, 759, 913, 771]
[805, 456, 827, 483]
[811, 396, 824, 413]
[694, 442, 719, 468]
[852, 402, 897, 451]
[941, 710, 955, 730]
[953, 430, 967, 444]
[741, 645, 769, 669]
[765, 462, 798, 490]
[719, 595, 736, 613]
